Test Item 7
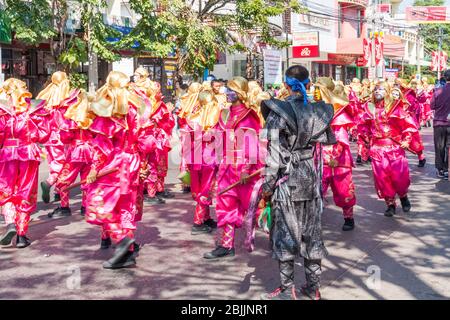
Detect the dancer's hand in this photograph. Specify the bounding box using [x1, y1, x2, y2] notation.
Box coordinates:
[86, 169, 98, 184]
[400, 141, 410, 150]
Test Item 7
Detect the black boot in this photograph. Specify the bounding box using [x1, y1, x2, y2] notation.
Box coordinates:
[356, 155, 362, 164]
[182, 186, 191, 194]
[157, 190, 175, 199]
[41, 181, 51, 204]
[102, 237, 135, 269]
[400, 196, 412, 213]
[204, 219, 218, 229]
[418, 159, 426, 168]
[48, 206, 72, 218]
[342, 218, 355, 231]
[146, 196, 165, 205]
[54, 193, 61, 202]
[191, 223, 212, 235]
[384, 205, 396, 217]
[16, 235, 31, 249]
[100, 237, 112, 250]
[102, 250, 136, 269]
[303, 259, 322, 300]
[0, 223, 17, 246]
[261, 260, 297, 300]
[80, 206, 86, 216]
[203, 246, 235, 260]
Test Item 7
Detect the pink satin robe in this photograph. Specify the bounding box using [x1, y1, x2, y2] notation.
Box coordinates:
[215, 104, 263, 231]
[85, 105, 156, 243]
[322, 104, 356, 218]
[0, 100, 50, 236]
[358, 100, 418, 205]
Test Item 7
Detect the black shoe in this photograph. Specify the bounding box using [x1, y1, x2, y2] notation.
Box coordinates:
[41, 181, 51, 204]
[100, 237, 112, 250]
[400, 196, 412, 213]
[191, 223, 212, 235]
[103, 237, 135, 268]
[182, 186, 191, 194]
[367, 157, 372, 163]
[16, 235, 31, 249]
[203, 246, 235, 260]
[384, 205, 396, 217]
[53, 193, 61, 202]
[204, 219, 217, 229]
[80, 206, 86, 216]
[102, 250, 136, 269]
[146, 196, 166, 205]
[143, 188, 148, 196]
[301, 284, 322, 301]
[342, 218, 355, 231]
[437, 170, 445, 178]
[0, 223, 17, 246]
[48, 206, 72, 218]
[356, 155, 362, 164]
[157, 190, 175, 199]
[261, 286, 299, 300]
[418, 159, 426, 168]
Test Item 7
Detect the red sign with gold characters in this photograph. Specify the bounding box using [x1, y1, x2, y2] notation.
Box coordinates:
[293, 45, 320, 58]
[406, 6, 449, 23]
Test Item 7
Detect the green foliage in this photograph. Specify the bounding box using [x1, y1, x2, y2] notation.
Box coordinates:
[414, 0, 450, 54]
[59, 38, 88, 70]
[4, 0, 56, 45]
[69, 73, 88, 90]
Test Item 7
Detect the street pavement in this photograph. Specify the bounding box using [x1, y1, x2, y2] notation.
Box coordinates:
[0, 127, 449, 300]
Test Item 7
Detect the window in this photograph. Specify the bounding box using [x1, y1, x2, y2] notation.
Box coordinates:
[233, 60, 247, 77]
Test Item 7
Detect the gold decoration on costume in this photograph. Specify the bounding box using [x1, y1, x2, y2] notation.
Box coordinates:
[0, 78, 31, 113]
[64, 90, 96, 129]
[178, 82, 202, 119]
[36, 71, 71, 109]
[314, 77, 349, 111]
[90, 71, 145, 118]
[276, 85, 290, 101]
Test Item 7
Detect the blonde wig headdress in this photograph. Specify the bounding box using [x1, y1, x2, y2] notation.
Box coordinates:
[227, 76, 249, 106]
[0, 78, 32, 113]
[64, 90, 96, 129]
[248, 80, 270, 125]
[178, 82, 202, 119]
[314, 77, 349, 111]
[90, 71, 145, 118]
[37, 71, 71, 109]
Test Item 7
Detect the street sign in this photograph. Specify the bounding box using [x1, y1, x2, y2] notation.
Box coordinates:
[406, 6, 449, 23]
[263, 49, 283, 86]
[292, 32, 320, 58]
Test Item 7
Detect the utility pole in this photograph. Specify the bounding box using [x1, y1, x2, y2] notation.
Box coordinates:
[438, 25, 443, 80]
[416, 33, 421, 78]
[370, 0, 379, 81]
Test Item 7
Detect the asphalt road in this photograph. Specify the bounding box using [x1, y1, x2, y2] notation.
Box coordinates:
[0, 127, 449, 300]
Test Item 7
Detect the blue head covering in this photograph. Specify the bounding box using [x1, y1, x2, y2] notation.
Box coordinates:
[285, 76, 310, 105]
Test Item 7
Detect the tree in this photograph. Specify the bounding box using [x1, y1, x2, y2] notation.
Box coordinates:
[414, 0, 450, 57]
[3, 0, 120, 90]
[126, 0, 304, 80]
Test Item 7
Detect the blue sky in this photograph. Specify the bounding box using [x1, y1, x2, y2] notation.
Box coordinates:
[399, 0, 450, 11]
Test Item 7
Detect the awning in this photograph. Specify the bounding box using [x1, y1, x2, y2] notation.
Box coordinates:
[383, 34, 405, 59]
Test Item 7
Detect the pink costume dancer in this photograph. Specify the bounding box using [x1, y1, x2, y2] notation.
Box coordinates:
[51, 89, 96, 218]
[0, 79, 50, 248]
[85, 71, 154, 269]
[315, 78, 356, 231]
[37, 72, 73, 203]
[392, 87, 426, 167]
[203, 77, 262, 260]
[180, 91, 221, 235]
[358, 82, 416, 217]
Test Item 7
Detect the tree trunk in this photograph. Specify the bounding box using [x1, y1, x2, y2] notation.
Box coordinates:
[86, 4, 98, 95]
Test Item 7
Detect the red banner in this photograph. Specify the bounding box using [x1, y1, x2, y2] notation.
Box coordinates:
[374, 37, 384, 66]
[406, 6, 448, 23]
[431, 51, 448, 72]
[292, 45, 320, 58]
